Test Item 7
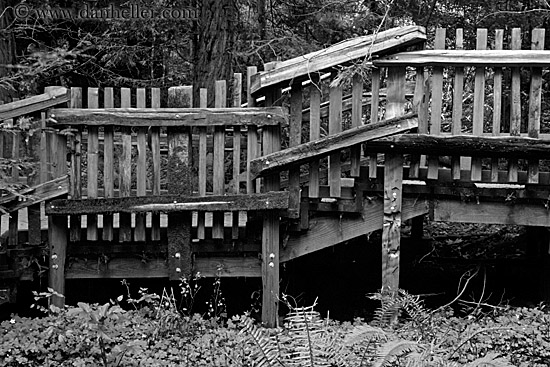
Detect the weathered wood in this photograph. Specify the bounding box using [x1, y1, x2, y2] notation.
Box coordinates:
[119, 88, 132, 242]
[451, 29, 464, 180]
[374, 49, 550, 67]
[48, 214, 67, 307]
[197, 88, 208, 240]
[103, 87, 114, 241]
[364, 134, 550, 159]
[528, 29, 545, 184]
[135, 88, 147, 242]
[50, 107, 287, 127]
[250, 26, 426, 94]
[491, 30, 504, 183]
[427, 29, 445, 180]
[381, 153, 403, 293]
[250, 114, 418, 179]
[69, 88, 82, 241]
[369, 67, 381, 178]
[433, 200, 550, 226]
[194, 256, 261, 277]
[86, 88, 99, 241]
[47, 192, 289, 215]
[280, 197, 428, 262]
[8, 127, 19, 248]
[2, 176, 69, 212]
[508, 28, 522, 183]
[308, 79, 321, 197]
[167, 86, 193, 279]
[471, 29, 487, 181]
[150, 88, 162, 241]
[350, 74, 363, 177]
[0, 86, 69, 121]
[213, 81, 226, 239]
[232, 73, 243, 238]
[247, 66, 259, 194]
[289, 82, 302, 216]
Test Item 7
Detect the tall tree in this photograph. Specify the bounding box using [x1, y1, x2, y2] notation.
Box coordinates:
[0, 0, 16, 101]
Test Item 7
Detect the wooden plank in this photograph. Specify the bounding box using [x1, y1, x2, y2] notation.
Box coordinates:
[194, 257, 261, 277]
[50, 107, 287, 127]
[48, 214, 67, 307]
[471, 29, 487, 181]
[232, 73, 243, 238]
[251, 114, 418, 179]
[381, 153, 403, 293]
[433, 200, 550, 227]
[508, 28, 522, 183]
[427, 28, 445, 180]
[250, 26, 426, 94]
[213, 81, 226, 239]
[246, 66, 259, 194]
[47, 192, 289, 215]
[197, 88, 208, 240]
[528, 29, 545, 184]
[328, 85, 342, 197]
[150, 88, 161, 241]
[134, 88, 147, 241]
[69, 88, 82, 241]
[281, 197, 428, 262]
[451, 29, 464, 180]
[0, 86, 69, 121]
[3, 176, 69, 212]
[369, 67, 381, 178]
[167, 86, 193, 279]
[8, 127, 19, 248]
[350, 74, 362, 177]
[86, 88, 99, 241]
[288, 82, 302, 216]
[102, 87, 114, 241]
[308, 79, 321, 197]
[491, 30, 504, 183]
[374, 50, 550, 67]
[119, 88, 133, 242]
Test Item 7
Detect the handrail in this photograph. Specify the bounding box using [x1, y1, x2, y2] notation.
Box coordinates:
[0, 86, 69, 121]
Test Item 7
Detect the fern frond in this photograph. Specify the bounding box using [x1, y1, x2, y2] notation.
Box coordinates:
[373, 340, 420, 367]
[343, 324, 386, 346]
[464, 352, 515, 367]
[240, 317, 283, 367]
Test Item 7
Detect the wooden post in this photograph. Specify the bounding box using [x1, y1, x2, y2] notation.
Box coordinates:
[212, 81, 226, 239]
[368, 67, 380, 179]
[197, 88, 208, 240]
[491, 30, 504, 183]
[350, 74, 363, 177]
[451, 29, 464, 180]
[134, 88, 147, 242]
[167, 86, 193, 280]
[508, 28, 521, 182]
[232, 73, 243, 238]
[86, 88, 99, 240]
[427, 28, 445, 180]
[69, 87, 82, 241]
[119, 88, 132, 242]
[103, 88, 114, 241]
[328, 85, 342, 197]
[288, 81, 302, 217]
[471, 29, 487, 181]
[262, 62, 281, 327]
[150, 88, 162, 241]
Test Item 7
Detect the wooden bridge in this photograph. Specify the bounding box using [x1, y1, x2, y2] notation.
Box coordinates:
[2, 25, 550, 326]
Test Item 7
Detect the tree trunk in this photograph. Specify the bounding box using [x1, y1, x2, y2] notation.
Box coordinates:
[192, 0, 237, 107]
[0, 0, 16, 101]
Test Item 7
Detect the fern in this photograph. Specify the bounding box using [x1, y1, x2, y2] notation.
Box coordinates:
[373, 340, 420, 367]
[240, 317, 284, 367]
[464, 352, 515, 367]
[369, 289, 430, 327]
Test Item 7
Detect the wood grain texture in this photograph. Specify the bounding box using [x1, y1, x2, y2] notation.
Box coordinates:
[103, 87, 114, 241]
[350, 74, 363, 177]
[213, 81, 226, 239]
[508, 28, 521, 182]
[197, 88, 208, 240]
[86, 88, 99, 240]
[471, 29, 487, 181]
[308, 80, 321, 197]
[246, 66, 259, 194]
[0, 86, 69, 121]
[232, 73, 243, 238]
[288, 82, 302, 217]
[369, 67, 381, 178]
[451, 29, 464, 180]
[119, 88, 132, 242]
[150, 88, 162, 241]
[427, 28, 445, 180]
[48, 214, 67, 306]
[528, 29, 545, 184]
[134, 88, 147, 241]
[491, 30, 504, 183]
[328, 85, 342, 197]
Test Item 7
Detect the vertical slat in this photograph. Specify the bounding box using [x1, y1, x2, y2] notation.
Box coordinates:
[350, 74, 362, 177]
[386, 67, 406, 121]
[134, 88, 147, 241]
[471, 29, 487, 181]
[8, 114, 19, 248]
[328, 85, 342, 198]
[232, 73, 243, 238]
[527, 29, 545, 184]
[369, 68, 381, 178]
[508, 28, 521, 183]
[150, 88, 161, 241]
[409, 67, 428, 178]
[288, 81, 302, 216]
[427, 28, 445, 180]
[246, 66, 259, 194]
[451, 29, 464, 180]
[212, 80, 226, 239]
[197, 88, 208, 240]
[491, 30, 504, 182]
[102, 87, 114, 240]
[167, 86, 193, 279]
[119, 88, 132, 242]
[308, 80, 321, 198]
[86, 88, 99, 240]
[69, 88, 82, 241]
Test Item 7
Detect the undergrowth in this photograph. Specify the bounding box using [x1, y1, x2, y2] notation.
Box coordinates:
[1, 285, 549, 366]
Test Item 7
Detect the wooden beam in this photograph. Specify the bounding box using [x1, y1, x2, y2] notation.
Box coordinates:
[374, 50, 550, 67]
[47, 192, 289, 215]
[250, 114, 418, 179]
[250, 26, 426, 94]
[49, 107, 288, 127]
[0, 86, 69, 121]
[433, 199, 550, 226]
[0, 175, 68, 209]
[280, 197, 428, 262]
[194, 257, 261, 277]
[364, 134, 550, 159]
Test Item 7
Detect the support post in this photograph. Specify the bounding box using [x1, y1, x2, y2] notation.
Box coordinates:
[48, 214, 67, 308]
